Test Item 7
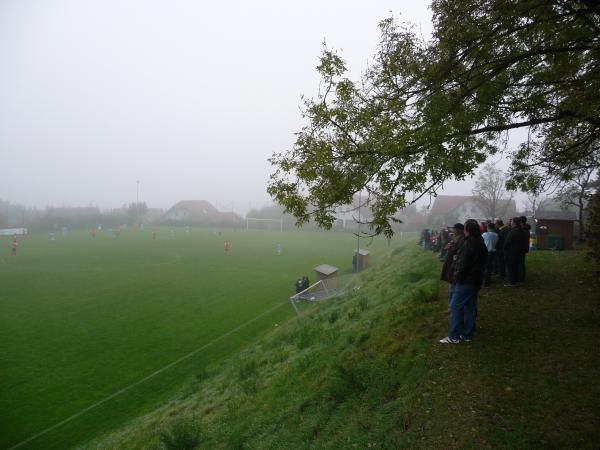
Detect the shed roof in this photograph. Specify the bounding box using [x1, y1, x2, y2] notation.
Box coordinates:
[314, 264, 338, 276]
[535, 210, 577, 221]
[355, 248, 370, 255]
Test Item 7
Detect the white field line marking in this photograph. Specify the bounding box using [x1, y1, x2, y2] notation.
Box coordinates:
[8, 300, 288, 450]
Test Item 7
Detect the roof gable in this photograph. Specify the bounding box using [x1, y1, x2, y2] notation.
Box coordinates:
[431, 196, 475, 215]
[535, 209, 577, 221]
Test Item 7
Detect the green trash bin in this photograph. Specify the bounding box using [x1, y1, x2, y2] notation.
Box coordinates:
[547, 235, 564, 250]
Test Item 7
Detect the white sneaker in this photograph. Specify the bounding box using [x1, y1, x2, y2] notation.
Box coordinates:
[439, 336, 460, 344]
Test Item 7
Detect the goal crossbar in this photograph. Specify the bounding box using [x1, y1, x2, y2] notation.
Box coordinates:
[246, 217, 283, 232]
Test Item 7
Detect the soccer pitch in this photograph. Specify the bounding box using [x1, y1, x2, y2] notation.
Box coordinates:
[0, 227, 398, 449]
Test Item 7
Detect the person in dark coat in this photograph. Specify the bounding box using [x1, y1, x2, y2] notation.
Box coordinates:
[503, 217, 525, 286]
[439, 227, 451, 260]
[440, 223, 465, 308]
[494, 219, 508, 278]
[519, 216, 531, 282]
[440, 219, 487, 344]
[420, 229, 431, 249]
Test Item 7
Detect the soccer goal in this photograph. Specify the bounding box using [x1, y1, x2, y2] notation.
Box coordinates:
[246, 217, 283, 232]
[288, 275, 360, 315]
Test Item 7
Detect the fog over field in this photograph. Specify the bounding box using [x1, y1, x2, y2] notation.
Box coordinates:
[0, 1, 437, 215]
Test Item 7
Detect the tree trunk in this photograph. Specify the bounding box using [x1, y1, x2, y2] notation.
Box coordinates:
[579, 197, 585, 242]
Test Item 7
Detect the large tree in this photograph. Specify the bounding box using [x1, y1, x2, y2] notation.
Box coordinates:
[472, 163, 514, 220]
[555, 165, 598, 240]
[268, 0, 600, 237]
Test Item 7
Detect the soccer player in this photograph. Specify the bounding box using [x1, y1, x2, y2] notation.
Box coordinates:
[276, 242, 282, 255]
[224, 240, 230, 253]
[11, 235, 18, 256]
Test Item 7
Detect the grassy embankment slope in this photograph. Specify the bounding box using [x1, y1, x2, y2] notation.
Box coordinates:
[83, 244, 600, 449]
[0, 228, 396, 449]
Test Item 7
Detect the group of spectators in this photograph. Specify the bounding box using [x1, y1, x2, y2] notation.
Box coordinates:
[419, 227, 451, 255]
[426, 216, 532, 344]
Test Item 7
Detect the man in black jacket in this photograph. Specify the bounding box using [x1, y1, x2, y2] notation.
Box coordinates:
[503, 217, 525, 286]
[494, 219, 508, 278]
[440, 223, 465, 309]
[519, 216, 531, 282]
[440, 219, 488, 344]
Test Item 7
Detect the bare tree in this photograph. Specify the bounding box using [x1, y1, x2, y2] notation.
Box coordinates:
[472, 163, 514, 220]
[524, 192, 544, 217]
[556, 167, 598, 241]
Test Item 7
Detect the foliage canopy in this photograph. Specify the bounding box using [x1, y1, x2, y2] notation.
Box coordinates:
[268, 0, 600, 236]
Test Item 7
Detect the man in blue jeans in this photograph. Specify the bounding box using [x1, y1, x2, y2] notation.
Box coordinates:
[503, 217, 525, 286]
[440, 219, 487, 344]
[440, 223, 465, 309]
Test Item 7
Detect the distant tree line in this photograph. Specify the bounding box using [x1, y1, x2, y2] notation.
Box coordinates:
[0, 200, 153, 232]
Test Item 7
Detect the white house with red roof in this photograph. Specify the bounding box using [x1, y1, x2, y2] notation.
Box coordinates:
[161, 200, 240, 225]
[430, 195, 516, 225]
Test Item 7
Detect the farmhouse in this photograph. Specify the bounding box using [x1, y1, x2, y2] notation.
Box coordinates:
[161, 200, 241, 225]
[430, 195, 516, 225]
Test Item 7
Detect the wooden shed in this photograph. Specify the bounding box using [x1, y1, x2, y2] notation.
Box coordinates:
[314, 264, 339, 290]
[534, 210, 576, 250]
[355, 248, 370, 271]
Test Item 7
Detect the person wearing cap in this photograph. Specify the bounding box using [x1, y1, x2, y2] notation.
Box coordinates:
[481, 221, 499, 287]
[440, 219, 487, 344]
[440, 223, 465, 309]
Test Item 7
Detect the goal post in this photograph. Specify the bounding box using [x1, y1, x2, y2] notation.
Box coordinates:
[288, 274, 361, 316]
[246, 217, 283, 232]
[289, 279, 325, 315]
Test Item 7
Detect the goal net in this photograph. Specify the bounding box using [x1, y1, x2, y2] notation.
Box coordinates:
[246, 217, 283, 232]
[289, 274, 359, 315]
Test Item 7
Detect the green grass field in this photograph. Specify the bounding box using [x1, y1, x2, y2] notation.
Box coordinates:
[78, 244, 600, 450]
[0, 226, 399, 449]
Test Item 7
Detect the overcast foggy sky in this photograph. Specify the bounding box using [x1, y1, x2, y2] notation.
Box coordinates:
[0, 1, 438, 213]
[1, 1, 520, 215]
